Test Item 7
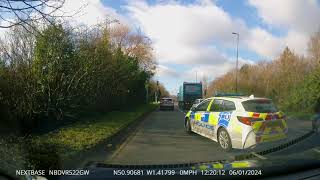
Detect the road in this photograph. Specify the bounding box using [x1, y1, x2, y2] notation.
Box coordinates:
[105, 105, 316, 165]
[106, 106, 240, 164]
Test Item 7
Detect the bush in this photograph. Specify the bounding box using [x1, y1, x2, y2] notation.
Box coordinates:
[284, 65, 320, 112]
[0, 21, 160, 134]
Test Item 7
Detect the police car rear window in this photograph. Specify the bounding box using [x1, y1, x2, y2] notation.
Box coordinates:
[242, 99, 278, 113]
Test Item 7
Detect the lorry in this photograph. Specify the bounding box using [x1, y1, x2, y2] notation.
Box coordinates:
[177, 82, 203, 110]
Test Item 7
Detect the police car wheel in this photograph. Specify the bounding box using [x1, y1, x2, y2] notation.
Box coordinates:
[185, 118, 192, 134]
[218, 128, 232, 151]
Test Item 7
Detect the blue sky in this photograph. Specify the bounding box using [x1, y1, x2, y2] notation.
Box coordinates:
[9, 0, 315, 95]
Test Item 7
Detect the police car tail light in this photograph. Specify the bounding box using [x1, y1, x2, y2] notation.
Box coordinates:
[237, 116, 252, 125]
[265, 115, 271, 120]
[237, 116, 263, 126]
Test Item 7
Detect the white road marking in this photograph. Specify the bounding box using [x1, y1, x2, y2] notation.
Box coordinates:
[313, 148, 320, 153]
[251, 152, 267, 160]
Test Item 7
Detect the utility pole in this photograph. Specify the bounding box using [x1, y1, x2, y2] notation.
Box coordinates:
[232, 32, 239, 93]
[155, 80, 159, 103]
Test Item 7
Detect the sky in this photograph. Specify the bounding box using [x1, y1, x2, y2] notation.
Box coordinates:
[2, 0, 320, 95]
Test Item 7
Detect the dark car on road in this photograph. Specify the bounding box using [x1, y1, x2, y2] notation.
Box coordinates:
[160, 97, 174, 110]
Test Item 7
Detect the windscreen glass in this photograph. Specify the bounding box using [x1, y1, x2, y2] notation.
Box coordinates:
[184, 85, 201, 94]
[242, 100, 278, 113]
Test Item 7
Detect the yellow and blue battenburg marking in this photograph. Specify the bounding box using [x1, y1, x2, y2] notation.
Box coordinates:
[190, 111, 215, 130]
[191, 160, 256, 170]
[247, 112, 288, 143]
[201, 113, 210, 122]
[218, 112, 232, 128]
[188, 111, 233, 131]
[190, 111, 195, 120]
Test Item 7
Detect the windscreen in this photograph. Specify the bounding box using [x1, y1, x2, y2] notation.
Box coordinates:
[242, 99, 278, 113]
[1, 0, 319, 179]
[184, 84, 201, 94]
[162, 98, 172, 102]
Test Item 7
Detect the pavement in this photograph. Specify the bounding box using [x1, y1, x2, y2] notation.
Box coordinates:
[105, 106, 316, 165]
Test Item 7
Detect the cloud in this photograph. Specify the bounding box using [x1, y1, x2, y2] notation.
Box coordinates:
[184, 64, 234, 82]
[248, 0, 320, 34]
[57, 0, 127, 27]
[284, 31, 309, 55]
[125, 0, 249, 64]
[154, 43, 229, 64]
[245, 28, 284, 58]
[156, 65, 180, 78]
[248, 0, 320, 55]
[183, 57, 254, 82]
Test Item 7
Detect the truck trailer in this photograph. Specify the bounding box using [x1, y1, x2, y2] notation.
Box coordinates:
[178, 82, 203, 110]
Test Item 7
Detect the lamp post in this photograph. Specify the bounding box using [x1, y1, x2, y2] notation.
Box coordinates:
[232, 32, 239, 93]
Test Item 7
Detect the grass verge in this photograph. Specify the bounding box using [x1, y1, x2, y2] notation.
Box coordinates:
[30, 104, 158, 159]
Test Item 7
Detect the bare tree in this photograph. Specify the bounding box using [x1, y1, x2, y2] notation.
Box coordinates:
[0, 0, 67, 30]
[308, 31, 320, 65]
[0, 25, 35, 67]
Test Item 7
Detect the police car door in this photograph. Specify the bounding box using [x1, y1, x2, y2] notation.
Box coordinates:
[191, 99, 212, 137]
[208, 99, 224, 141]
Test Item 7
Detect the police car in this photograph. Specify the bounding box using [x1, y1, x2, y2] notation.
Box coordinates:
[184, 94, 288, 151]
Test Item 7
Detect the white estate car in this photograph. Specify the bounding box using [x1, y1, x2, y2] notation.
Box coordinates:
[184, 95, 288, 151]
